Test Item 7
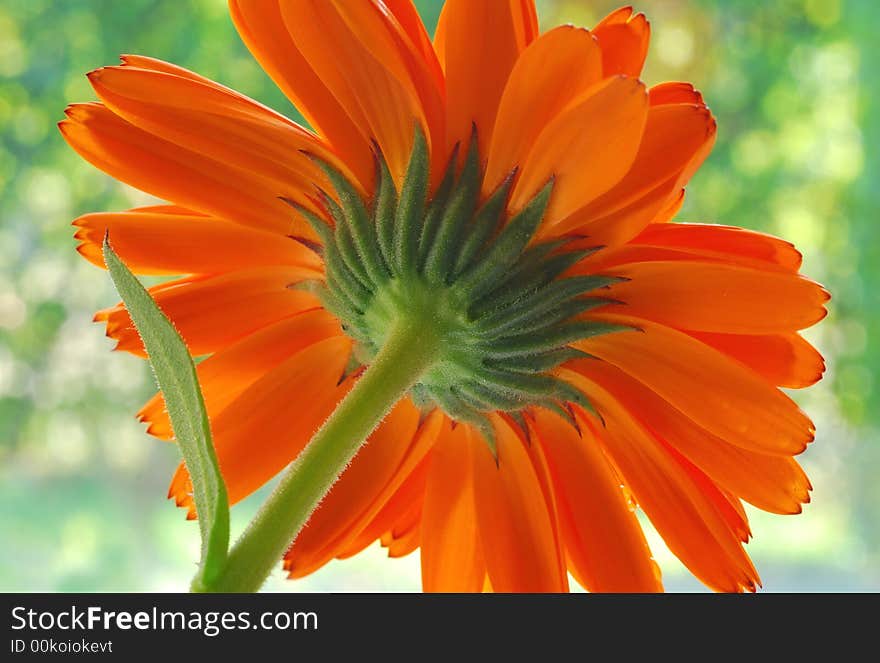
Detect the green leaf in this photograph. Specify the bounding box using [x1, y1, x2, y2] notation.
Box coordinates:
[102, 235, 229, 589]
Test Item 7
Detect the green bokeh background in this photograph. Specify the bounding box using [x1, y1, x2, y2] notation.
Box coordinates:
[1, 0, 876, 591]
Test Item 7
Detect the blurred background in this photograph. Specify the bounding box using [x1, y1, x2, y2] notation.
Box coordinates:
[1, 0, 876, 591]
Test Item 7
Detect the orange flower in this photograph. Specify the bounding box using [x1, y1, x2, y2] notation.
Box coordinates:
[61, 1, 828, 593]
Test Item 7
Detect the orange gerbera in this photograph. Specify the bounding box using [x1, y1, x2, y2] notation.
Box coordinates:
[61, 1, 828, 593]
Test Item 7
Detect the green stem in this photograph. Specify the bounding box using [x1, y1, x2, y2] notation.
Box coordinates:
[198, 317, 439, 593]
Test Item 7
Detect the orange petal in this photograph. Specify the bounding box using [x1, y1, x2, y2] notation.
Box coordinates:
[471, 418, 569, 592]
[167, 464, 197, 519]
[286, 410, 447, 576]
[562, 372, 760, 592]
[326, 0, 446, 186]
[139, 309, 343, 440]
[276, 0, 444, 187]
[532, 408, 662, 592]
[512, 76, 649, 227]
[718, 486, 753, 541]
[583, 360, 813, 514]
[87, 64, 358, 199]
[331, 455, 431, 564]
[382, 497, 423, 558]
[649, 81, 704, 106]
[579, 245, 800, 279]
[547, 176, 681, 247]
[119, 53, 234, 86]
[594, 102, 715, 215]
[688, 331, 825, 389]
[170, 335, 352, 507]
[547, 101, 715, 242]
[383, 0, 446, 92]
[652, 189, 686, 224]
[628, 223, 804, 272]
[519, 415, 567, 574]
[435, 0, 538, 157]
[484, 25, 603, 192]
[283, 398, 421, 572]
[573, 315, 816, 456]
[593, 7, 650, 78]
[228, 0, 374, 186]
[96, 266, 321, 357]
[59, 103, 310, 237]
[421, 425, 486, 592]
[665, 440, 753, 544]
[601, 260, 829, 333]
[74, 206, 320, 276]
[333, 414, 448, 560]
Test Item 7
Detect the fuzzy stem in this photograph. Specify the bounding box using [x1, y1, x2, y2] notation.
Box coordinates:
[198, 317, 439, 593]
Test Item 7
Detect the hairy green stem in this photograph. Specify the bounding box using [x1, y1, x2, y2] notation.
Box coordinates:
[197, 317, 439, 593]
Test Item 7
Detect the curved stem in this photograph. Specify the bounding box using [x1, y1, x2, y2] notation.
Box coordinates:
[197, 317, 439, 593]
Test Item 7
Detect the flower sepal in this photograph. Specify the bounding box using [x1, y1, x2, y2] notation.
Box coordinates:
[287, 127, 629, 439]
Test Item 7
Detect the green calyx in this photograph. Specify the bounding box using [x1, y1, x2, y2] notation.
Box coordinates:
[286, 127, 628, 435]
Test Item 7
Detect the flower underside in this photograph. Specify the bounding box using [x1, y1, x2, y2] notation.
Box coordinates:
[287, 128, 628, 439]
